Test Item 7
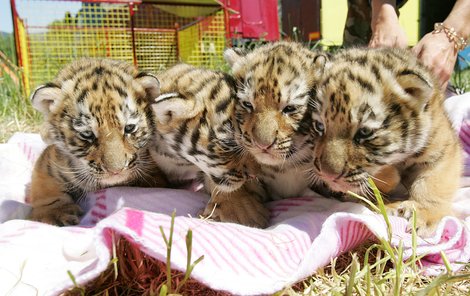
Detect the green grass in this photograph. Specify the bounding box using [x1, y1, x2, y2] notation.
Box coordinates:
[0, 33, 17, 65]
[452, 67, 470, 94]
[0, 70, 41, 142]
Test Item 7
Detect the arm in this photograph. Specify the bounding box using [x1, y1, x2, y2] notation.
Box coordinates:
[368, 0, 408, 48]
[412, 0, 470, 88]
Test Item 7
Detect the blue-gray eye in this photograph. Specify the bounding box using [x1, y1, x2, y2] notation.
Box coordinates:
[79, 130, 94, 140]
[124, 124, 137, 134]
[313, 120, 324, 134]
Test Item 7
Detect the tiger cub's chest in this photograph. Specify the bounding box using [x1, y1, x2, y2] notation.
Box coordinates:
[152, 123, 238, 184]
[259, 162, 312, 200]
[150, 147, 200, 184]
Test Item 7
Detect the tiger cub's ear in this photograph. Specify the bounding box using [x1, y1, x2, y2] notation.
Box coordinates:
[152, 93, 202, 125]
[311, 53, 329, 78]
[224, 47, 248, 68]
[395, 69, 434, 110]
[30, 83, 62, 116]
[135, 72, 160, 101]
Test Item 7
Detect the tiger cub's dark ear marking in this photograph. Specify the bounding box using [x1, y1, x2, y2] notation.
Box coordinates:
[224, 47, 248, 68]
[313, 53, 329, 69]
[311, 53, 329, 78]
[30, 82, 62, 116]
[396, 69, 434, 109]
[135, 72, 160, 101]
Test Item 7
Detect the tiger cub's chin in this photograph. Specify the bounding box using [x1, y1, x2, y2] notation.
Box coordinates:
[250, 151, 284, 167]
[320, 165, 401, 196]
[98, 172, 133, 187]
[28, 59, 167, 226]
[310, 47, 462, 237]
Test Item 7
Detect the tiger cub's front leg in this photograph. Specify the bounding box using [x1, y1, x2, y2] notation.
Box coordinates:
[201, 178, 270, 228]
[386, 143, 462, 237]
[28, 146, 83, 226]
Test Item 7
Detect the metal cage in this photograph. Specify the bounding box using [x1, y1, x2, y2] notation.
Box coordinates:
[11, 0, 230, 94]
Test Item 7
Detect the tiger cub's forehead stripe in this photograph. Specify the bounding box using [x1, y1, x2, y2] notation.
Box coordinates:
[370, 64, 382, 82]
[207, 76, 225, 102]
[346, 70, 375, 93]
[187, 76, 219, 97]
[215, 95, 233, 113]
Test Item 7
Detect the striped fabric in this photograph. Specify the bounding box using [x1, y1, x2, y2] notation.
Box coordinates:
[1, 93, 470, 296]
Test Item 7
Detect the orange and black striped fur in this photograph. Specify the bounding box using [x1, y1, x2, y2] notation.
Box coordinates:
[309, 47, 462, 236]
[29, 59, 167, 225]
[150, 63, 267, 227]
[210, 42, 328, 227]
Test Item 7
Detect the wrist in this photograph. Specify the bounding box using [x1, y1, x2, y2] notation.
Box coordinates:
[432, 22, 468, 51]
[371, 2, 399, 32]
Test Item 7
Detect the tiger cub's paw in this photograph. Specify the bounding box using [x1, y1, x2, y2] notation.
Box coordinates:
[29, 201, 83, 226]
[386, 200, 449, 237]
[200, 193, 270, 228]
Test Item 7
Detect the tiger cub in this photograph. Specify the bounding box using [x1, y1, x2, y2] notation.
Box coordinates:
[309, 47, 462, 236]
[29, 59, 167, 226]
[218, 42, 328, 223]
[150, 63, 268, 227]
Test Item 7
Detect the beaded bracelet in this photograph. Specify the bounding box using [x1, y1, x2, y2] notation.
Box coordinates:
[432, 22, 468, 51]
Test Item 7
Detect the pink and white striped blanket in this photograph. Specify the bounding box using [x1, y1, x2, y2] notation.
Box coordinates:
[1, 93, 470, 296]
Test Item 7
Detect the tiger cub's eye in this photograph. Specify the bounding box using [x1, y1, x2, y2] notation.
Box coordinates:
[313, 120, 325, 135]
[241, 101, 253, 110]
[79, 130, 95, 141]
[356, 127, 373, 139]
[124, 124, 137, 134]
[282, 105, 297, 114]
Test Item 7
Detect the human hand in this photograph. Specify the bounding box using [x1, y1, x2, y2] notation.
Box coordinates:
[368, 16, 408, 48]
[369, 1, 408, 48]
[412, 31, 458, 89]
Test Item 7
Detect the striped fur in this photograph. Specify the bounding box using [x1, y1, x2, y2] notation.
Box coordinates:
[309, 47, 462, 236]
[150, 63, 254, 192]
[29, 59, 167, 226]
[150, 64, 269, 228]
[225, 42, 328, 200]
